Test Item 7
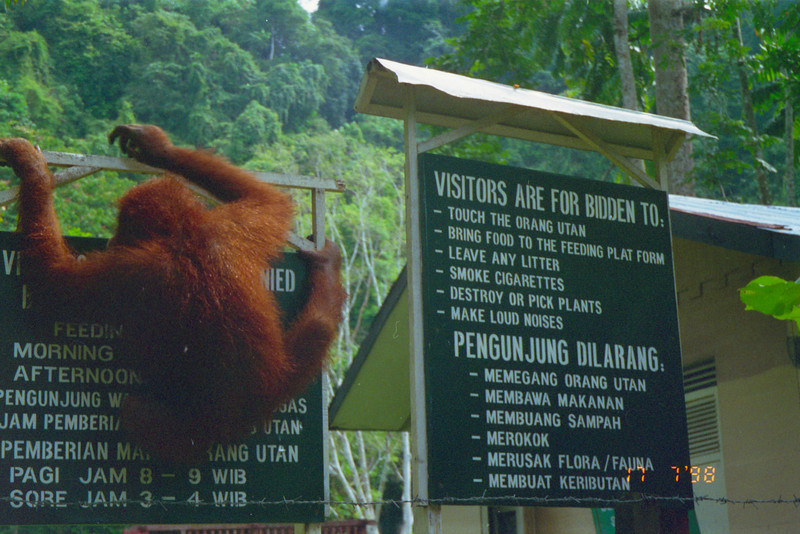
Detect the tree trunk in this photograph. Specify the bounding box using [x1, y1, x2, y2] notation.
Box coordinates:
[733, 17, 771, 204]
[784, 78, 795, 205]
[648, 0, 694, 195]
[613, 0, 646, 177]
[613, 0, 639, 111]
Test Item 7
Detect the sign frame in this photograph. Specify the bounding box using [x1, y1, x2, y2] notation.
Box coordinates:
[416, 152, 692, 507]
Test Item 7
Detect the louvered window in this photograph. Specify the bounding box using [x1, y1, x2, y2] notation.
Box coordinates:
[686, 391, 720, 457]
[684, 359, 717, 393]
[683, 359, 730, 533]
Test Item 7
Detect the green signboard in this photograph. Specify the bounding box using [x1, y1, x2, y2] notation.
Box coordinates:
[0, 232, 324, 524]
[418, 153, 692, 507]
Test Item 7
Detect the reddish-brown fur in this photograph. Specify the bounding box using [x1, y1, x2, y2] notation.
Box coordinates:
[0, 125, 346, 462]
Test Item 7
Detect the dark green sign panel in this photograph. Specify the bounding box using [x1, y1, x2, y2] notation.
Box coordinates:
[418, 154, 692, 506]
[0, 232, 324, 524]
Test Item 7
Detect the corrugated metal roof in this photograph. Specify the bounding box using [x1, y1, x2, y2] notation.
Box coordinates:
[354, 58, 712, 162]
[669, 195, 800, 262]
[669, 195, 800, 236]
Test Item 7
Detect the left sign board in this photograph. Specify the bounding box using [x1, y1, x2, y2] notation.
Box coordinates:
[0, 232, 325, 524]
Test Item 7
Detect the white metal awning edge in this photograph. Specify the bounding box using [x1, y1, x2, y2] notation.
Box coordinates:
[354, 58, 713, 165]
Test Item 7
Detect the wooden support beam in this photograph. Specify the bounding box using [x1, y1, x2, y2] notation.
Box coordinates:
[1, 149, 340, 251]
[287, 233, 314, 251]
[404, 86, 443, 534]
[311, 188, 326, 250]
[664, 131, 686, 162]
[418, 105, 525, 153]
[361, 102, 656, 160]
[0, 166, 101, 206]
[1, 151, 345, 192]
[548, 112, 661, 189]
[651, 128, 669, 191]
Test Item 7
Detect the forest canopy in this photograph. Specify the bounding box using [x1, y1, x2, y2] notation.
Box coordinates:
[2, 0, 797, 211]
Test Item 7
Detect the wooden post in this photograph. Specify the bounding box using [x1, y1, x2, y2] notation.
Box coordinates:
[311, 187, 326, 250]
[403, 86, 442, 534]
[615, 496, 689, 533]
[652, 127, 669, 192]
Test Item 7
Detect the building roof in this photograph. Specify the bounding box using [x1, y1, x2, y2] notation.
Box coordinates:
[329, 196, 800, 431]
[669, 195, 800, 260]
[354, 58, 712, 163]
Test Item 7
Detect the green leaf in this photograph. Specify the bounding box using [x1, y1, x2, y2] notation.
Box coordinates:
[740, 276, 800, 330]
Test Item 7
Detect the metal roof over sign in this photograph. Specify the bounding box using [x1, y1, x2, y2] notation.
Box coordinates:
[354, 58, 711, 174]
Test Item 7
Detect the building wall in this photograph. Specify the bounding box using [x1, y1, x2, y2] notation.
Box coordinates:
[439, 506, 485, 533]
[674, 237, 800, 533]
[532, 507, 595, 534]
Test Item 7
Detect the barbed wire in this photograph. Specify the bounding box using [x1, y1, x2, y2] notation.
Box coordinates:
[4, 493, 800, 510]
